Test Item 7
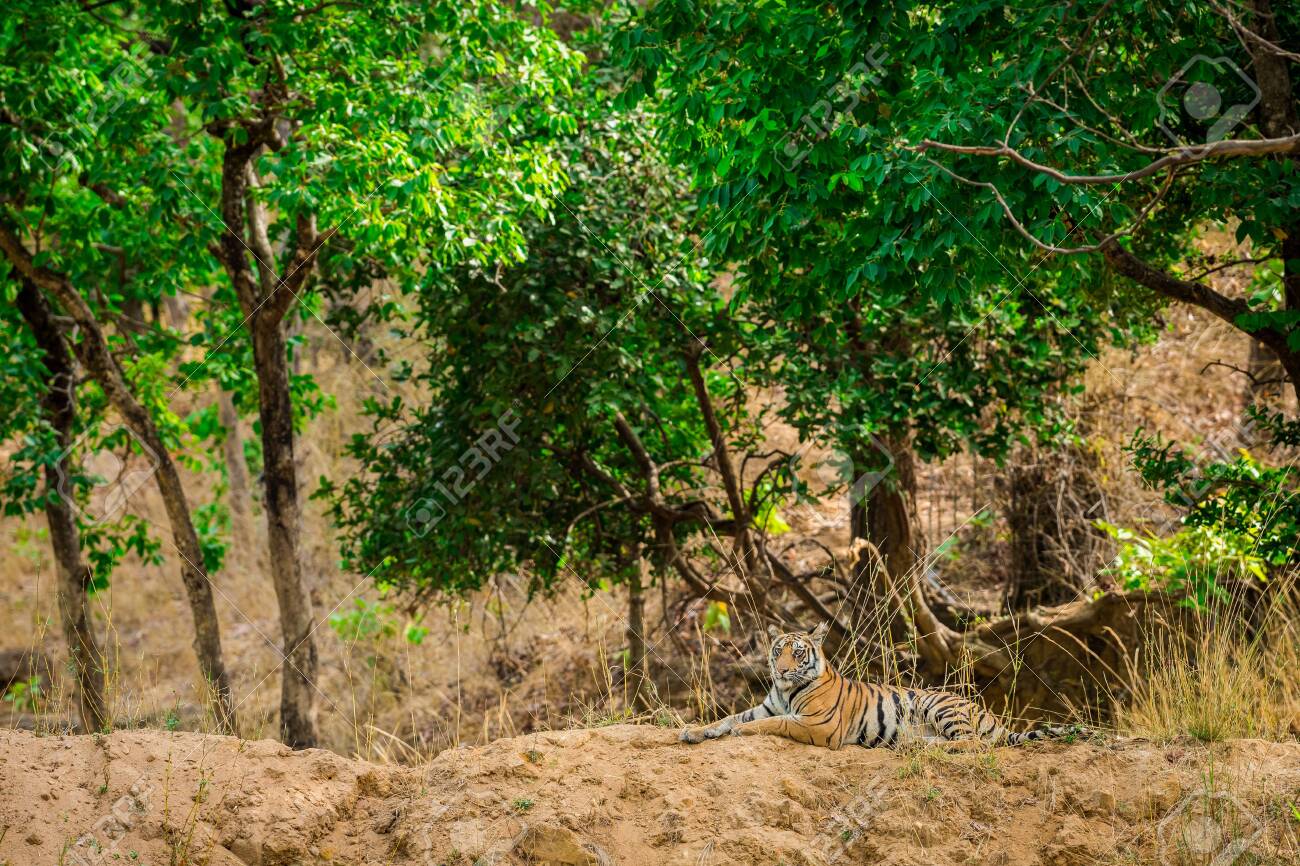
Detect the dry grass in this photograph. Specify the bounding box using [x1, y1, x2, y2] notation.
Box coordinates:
[1118, 581, 1300, 743]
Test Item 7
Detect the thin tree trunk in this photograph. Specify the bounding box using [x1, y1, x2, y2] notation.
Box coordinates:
[15, 279, 109, 734]
[217, 388, 255, 546]
[0, 224, 238, 733]
[213, 140, 322, 749]
[252, 318, 319, 748]
[625, 555, 648, 711]
[683, 349, 765, 609]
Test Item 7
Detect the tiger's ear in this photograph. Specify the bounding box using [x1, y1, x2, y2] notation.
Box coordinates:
[809, 621, 830, 646]
[766, 624, 781, 642]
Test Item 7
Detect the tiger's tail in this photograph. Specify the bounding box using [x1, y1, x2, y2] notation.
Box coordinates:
[1002, 723, 1085, 745]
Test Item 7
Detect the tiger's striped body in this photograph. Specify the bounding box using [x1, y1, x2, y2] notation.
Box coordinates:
[681, 623, 1067, 749]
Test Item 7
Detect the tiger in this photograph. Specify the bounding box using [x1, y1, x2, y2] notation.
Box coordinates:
[680, 622, 1072, 749]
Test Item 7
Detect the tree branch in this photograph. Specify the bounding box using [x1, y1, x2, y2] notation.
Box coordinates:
[1100, 241, 1250, 327]
[684, 349, 748, 528]
[914, 133, 1300, 185]
[924, 159, 1174, 255]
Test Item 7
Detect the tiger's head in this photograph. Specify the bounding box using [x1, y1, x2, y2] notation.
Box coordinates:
[765, 622, 830, 686]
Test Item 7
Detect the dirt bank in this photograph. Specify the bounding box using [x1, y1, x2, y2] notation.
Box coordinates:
[1, 726, 1297, 865]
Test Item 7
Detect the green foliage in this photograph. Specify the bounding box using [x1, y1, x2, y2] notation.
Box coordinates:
[615, 0, 1148, 475]
[752, 497, 792, 536]
[328, 599, 397, 643]
[327, 598, 426, 646]
[1097, 521, 1268, 607]
[702, 601, 732, 634]
[1, 0, 587, 598]
[1128, 425, 1299, 569]
[192, 502, 230, 577]
[329, 4, 1143, 606]
[330, 58, 754, 598]
[3, 676, 42, 713]
[3, 0, 1291, 647]
[1102, 407, 1299, 606]
[80, 516, 163, 594]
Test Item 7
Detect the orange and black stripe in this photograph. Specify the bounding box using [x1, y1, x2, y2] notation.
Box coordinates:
[681, 625, 1074, 749]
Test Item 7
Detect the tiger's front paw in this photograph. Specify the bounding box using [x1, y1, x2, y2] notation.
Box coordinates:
[680, 726, 715, 744]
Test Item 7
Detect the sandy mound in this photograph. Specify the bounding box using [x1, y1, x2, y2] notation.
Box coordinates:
[0, 725, 1297, 865]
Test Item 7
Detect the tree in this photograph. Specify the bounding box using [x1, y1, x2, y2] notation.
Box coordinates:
[1, 281, 109, 733]
[168, 0, 579, 747]
[1, 227, 241, 732]
[2, 1, 246, 731]
[843, 1, 1295, 397]
[3, 0, 582, 745]
[616, 1, 1142, 615]
[637, 0, 1279, 400]
[329, 86, 818, 696]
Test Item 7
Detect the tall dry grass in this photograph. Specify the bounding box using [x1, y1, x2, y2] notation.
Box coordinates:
[1117, 576, 1299, 743]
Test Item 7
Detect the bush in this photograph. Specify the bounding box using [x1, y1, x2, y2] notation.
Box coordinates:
[1097, 521, 1268, 607]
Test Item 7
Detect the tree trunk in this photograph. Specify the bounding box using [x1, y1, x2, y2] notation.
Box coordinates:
[213, 138, 323, 749]
[683, 349, 764, 609]
[252, 318, 319, 749]
[850, 435, 920, 642]
[0, 224, 238, 733]
[1247, 0, 1300, 400]
[15, 280, 109, 735]
[217, 387, 256, 547]
[625, 556, 648, 711]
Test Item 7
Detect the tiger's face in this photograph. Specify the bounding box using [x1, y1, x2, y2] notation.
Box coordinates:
[767, 623, 829, 686]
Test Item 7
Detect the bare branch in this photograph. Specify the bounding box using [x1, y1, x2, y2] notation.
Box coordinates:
[913, 133, 1300, 185]
[1210, 0, 1300, 62]
[1001, 0, 1119, 146]
[925, 159, 1174, 255]
[1199, 359, 1288, 387]
[1185, 257, 1271, 282]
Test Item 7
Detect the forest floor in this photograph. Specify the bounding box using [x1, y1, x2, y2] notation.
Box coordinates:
[2, 726, 1298, 866]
